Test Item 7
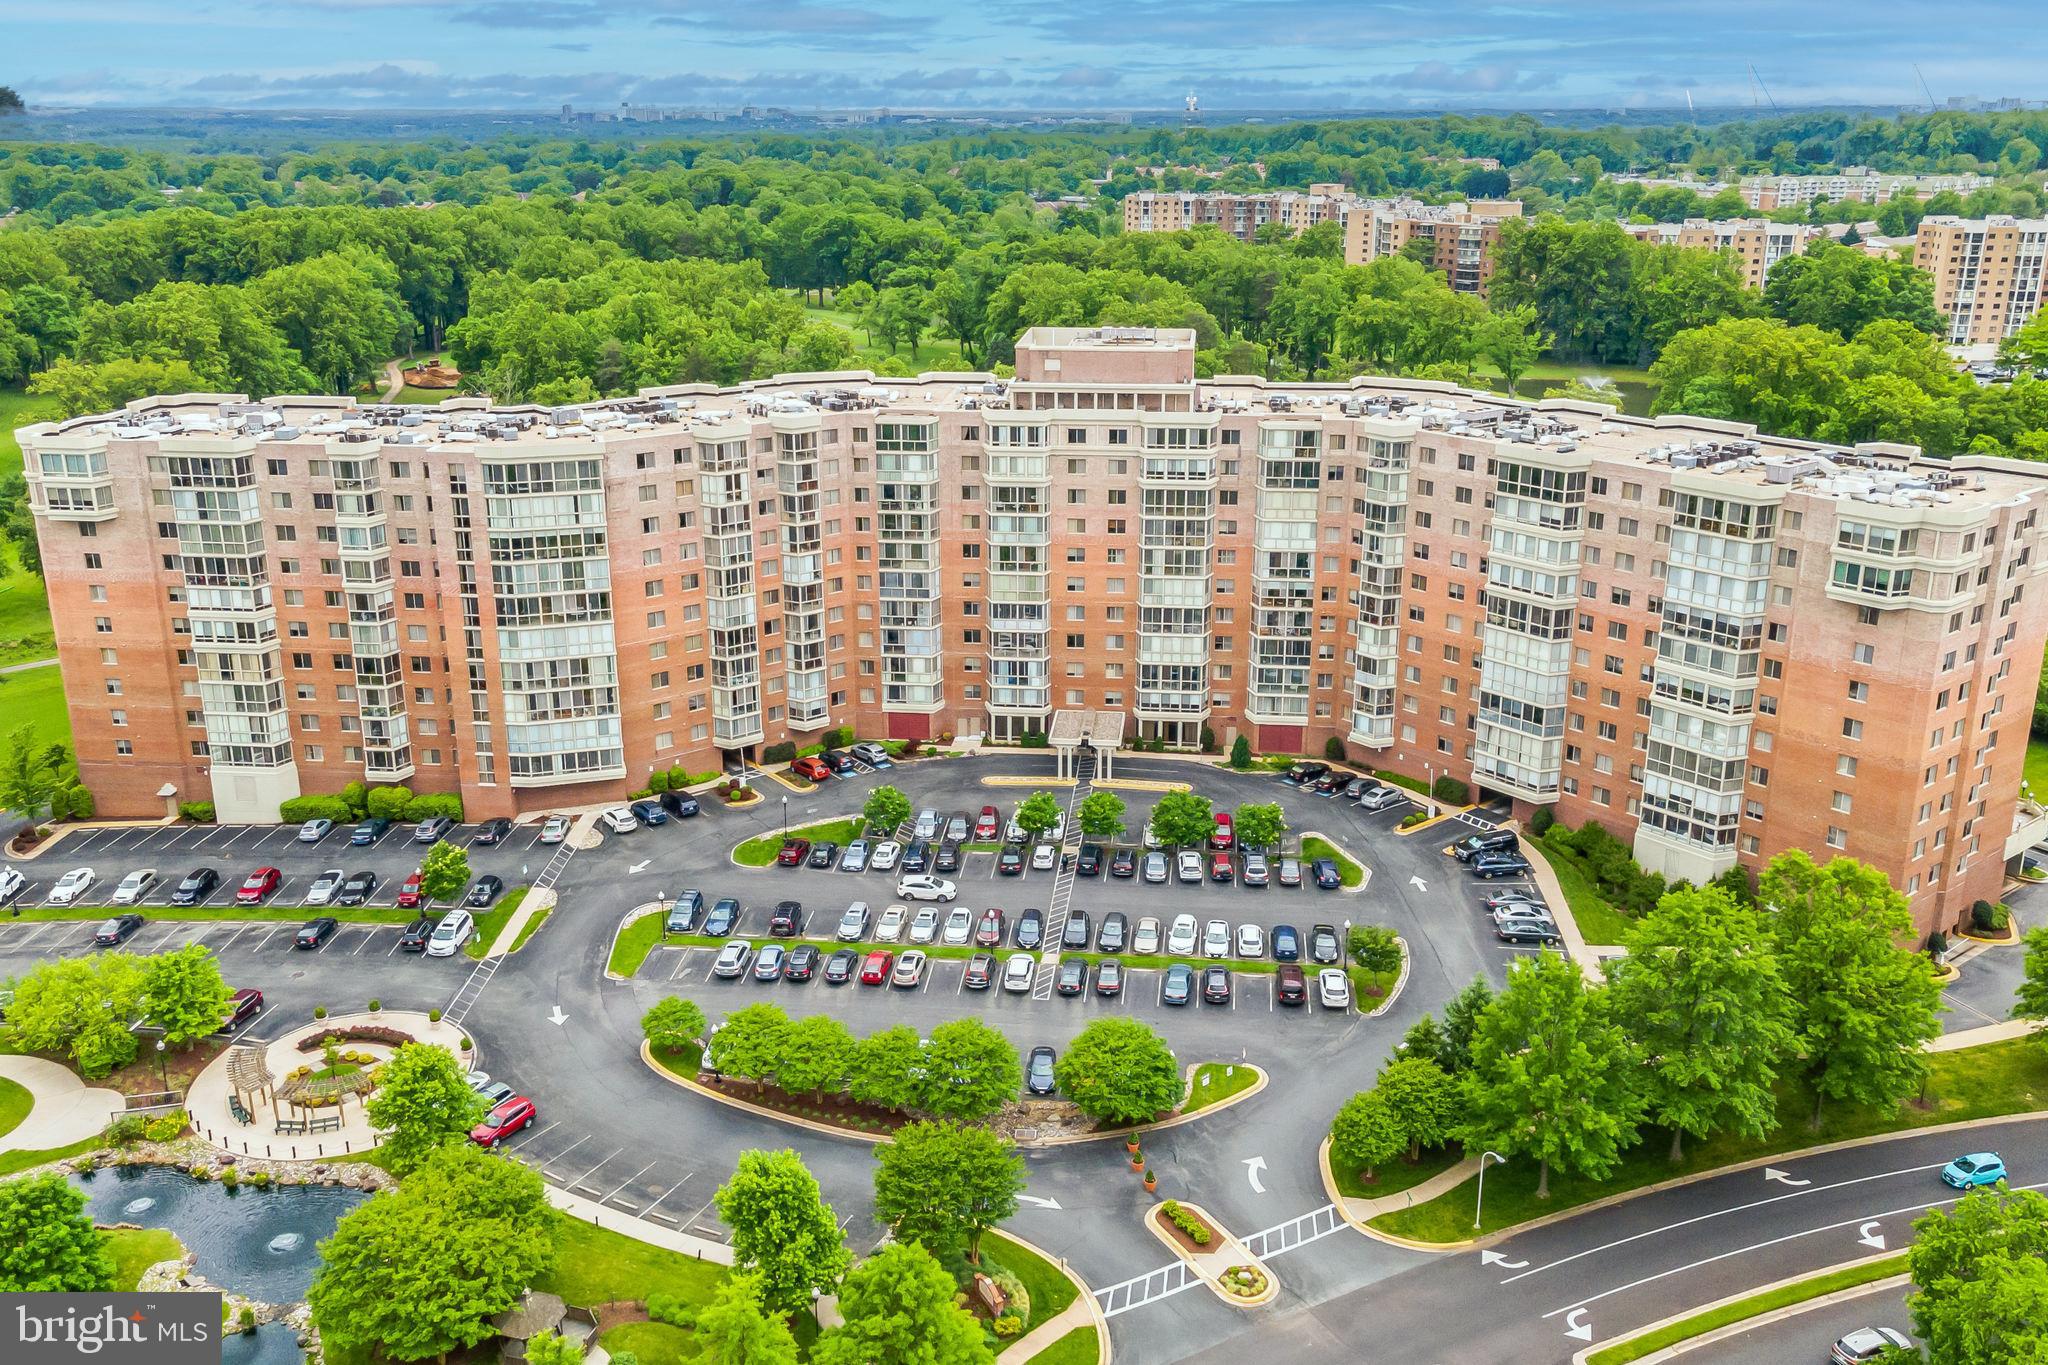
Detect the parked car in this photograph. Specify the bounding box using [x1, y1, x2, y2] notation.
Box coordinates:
[1109, 848, 1138, 879]
[942, 907, 974, 946]
[912, 809, 941, 841]
[305, 869, 346, 906]
[1062, 909, 1091, 950]
[537, 814, 571, 844]
[1235, 923, 1265, 957]
[704, 897, 741, 937]
[658, 791, 699, 818]
[1208, 852, 1234, 883]
[1098, 912, 1128, 954]
[975, 907, 1006, 947]
[474, 817, 516, 845]
[851, 742, 891, 767]
[836, 902, 871, 941]
[900, 840, 930, 874]
[1484, 890, 1545, 912]
[1285, 762, 1328, 785]
[1031, 843, 1057, 871]
[1311, 857, 1343, 889]
[1077, 844, 1103, 876]
[1276, 857, 1302, 888]
[666, 890, 703, 934]
[1141, 821, 1162, 849]
[335, 871, 378, 907]
[838, 840, 869, 873]
[350, 818, 390, 846]
[1202, 919, 1230, 957]
[784, 945, 820, 981]
[394, 913, 431, 950]
[1026, 1046, 1058, 1096]
[1318, 968, 1353, 1010]
[822, 749, 857, 775]
[295, 917, 340, 950]
[1015, 908, 1044, 950]
[945, 814, 971, 843]
[48, 867, 97, 906]
[1142, 852, 1170, 884]
[933, 841, 962, 874]
[974, 805, 1000, 840]
[461, 874, 504, 909]
[713, 940, 752, 978]
[629, 799, 668, 827]
[110, 868, 157, 905]
[297, 818, 334, 843]
[891, 950, 927, 988]
[769, 901, 805, 936]
[1272, 924, 1301, 961]
[1175, 849, 1204, 884]
[875, 904, 908, 942]
[221, 988, 264, 1031]
[1163, 963, 1195, 1006]
[1276, 964, 1307, 1005]
[777, 839, 811, 867]
[964, 953, 995, 990]
[395, 872, 425, 909]
[0, 867, 21, 904]
[1056, 958, 1087, 995]
[752, 944, 787, 981]
[93, 913, 144, 946]
[1167, 914, 1199, 955]
[1495, 916, 1560, 945]
[1202, 965, 1232, 1004]
[1940, 1152, 2008, 1189]
[426, 909, 474, 957]
[823, 949, 859, 984]
[1242, 852, 1270, 887]
[169, 867, 220, 905]
[1471, 853, 1533, 880]
[1357, 785, 1407, 812]
[1309, 923, 1342, 964]
[1133, 916, 1162, 954]
[1095, 964, 1125, 1006]
[1003, 953, 1036, 993]
[1451, 828, 1520, 862]
[1491, 901, 1553, 926]
[1210, 812, 1235, 849]
[895, 875, 957, 902]
[414, 815, 457, 844]
[909, 906, 940, 944]
[1312, 770, 1346, 795]
[870, 841, 902, 871]
[1829, 1328, 1913, 1365]
[790, 756, 832, 782]
[470, 1096, 536, 1148]
[600, 807, 639, 835]
[806, 842, 839, 870]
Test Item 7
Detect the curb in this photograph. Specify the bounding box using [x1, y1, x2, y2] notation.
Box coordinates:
[1180, 1062, 1269, 1117]
[1392, 804, 1477, 838]
[988, 1229, 1112, 1365]
[1364, 937, 1412, 1018]
[605, 904, 664, 982]
[980, 776, 1078, 789]
[1955, 921, 2021, 946]
[728, 813, 866, 870]
[1318, 1136, 1482, 1251]
[1297, 830, 1369, 894]
[1092, 779, 1190, 794]
[1571, 1259, 1909, 1365]
[1142, 1200, 1278, 1309]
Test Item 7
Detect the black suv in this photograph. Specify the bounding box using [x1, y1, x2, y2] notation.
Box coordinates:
[1076, 844, 1104, 877]
[1451, 828, 1519, 862]
[169, 867, 221, 906]
[1015, 908, 1044, 950]
[399, 915, 435, 952]
[934, 840, 962, 874]
[769, 901, 805, 936]
[1061, 910, 1091, 950]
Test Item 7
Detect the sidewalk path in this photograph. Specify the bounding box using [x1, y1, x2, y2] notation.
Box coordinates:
[1925, 1018, 2035, 1052]
[379, 360, 405, 402]
[0, 1055, 121, 1153]
[1513, 833, 1607, 983]
[1338, 1156, 1482, 1224]
[485, 887, 556, 957]
[1008, 1297, 1101, 1360]
[0, 657, 58, 676]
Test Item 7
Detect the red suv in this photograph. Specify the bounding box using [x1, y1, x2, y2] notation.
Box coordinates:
[974, 805, 999, 840]
[791, 756, 832, 782]
[235, 867, 281, 905]
[1209, 812, 1235, 850]
[395, 872, 425, 909]
[1209, 851, 1235, 883]
[776, 838, 811, 866]
[470, 1096, 536, 1147]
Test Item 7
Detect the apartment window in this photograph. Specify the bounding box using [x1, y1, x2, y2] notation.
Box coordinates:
[1838, 755, 1858, 777]
[1842, 718, 1864, 740]
[1826, 826, 1848, 850]
[114, 739, 133, 756]
[1832, 791, 1853, 814]
[1846, 681, 1868, 702]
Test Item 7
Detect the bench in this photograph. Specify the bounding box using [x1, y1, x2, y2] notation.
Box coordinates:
[274, 1113, 341, 1136]
[229, 1096, 251, 1125]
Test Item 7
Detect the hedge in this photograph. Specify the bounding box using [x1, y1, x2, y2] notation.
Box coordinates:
[280, 789, 462, 825]
[280, 795, 353, 824]
[762, 741, 797, 765]
[177, 801, 216, 824]
[1430, 775, 1469, 805]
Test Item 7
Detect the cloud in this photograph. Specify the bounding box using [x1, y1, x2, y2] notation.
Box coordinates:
[1384, 61, 1555, 94]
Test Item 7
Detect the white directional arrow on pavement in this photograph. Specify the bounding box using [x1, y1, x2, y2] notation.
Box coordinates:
[1858, 1220, 1887, 1250]
[1409, 875, 1428, 892]
[1243, 1156, 1268, 1194]
[1017, 1194, 1063, 1212]
[1563, 1309, 1593, 1342]
[1763, 1167, 1811, 1187]
[628, 860, 651, 874]
[547, 1005, 568, 1026]
[1480, 1250, 1529, 1270]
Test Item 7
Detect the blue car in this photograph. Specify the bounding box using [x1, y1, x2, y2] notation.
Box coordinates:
[630, 799, 669, 826]
[1940, 1152, 2007, 1189]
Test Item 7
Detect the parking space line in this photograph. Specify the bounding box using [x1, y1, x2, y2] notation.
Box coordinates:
[676, 1196, 718, 1232]
[644, 1174, 694, 1217]
[351, 928, 378, 955]
[566, 1148, 625, 1194]
[250, 927, 282, 952]
[601, 1161, 659, 1205]
[543, 1133, 592, 1171]
[217, 925, 248, 953]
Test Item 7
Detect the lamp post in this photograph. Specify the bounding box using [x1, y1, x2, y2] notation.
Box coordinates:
[781, 795, 789, 838]
[154, 1038, 169, 1093]
[1474, 1150, 1506, 1231]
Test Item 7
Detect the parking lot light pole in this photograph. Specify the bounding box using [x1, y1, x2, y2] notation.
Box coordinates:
[155, 1038, 169, 1093]
[781, 796, 788, 838]
[1474, 1150, 1506, 1230]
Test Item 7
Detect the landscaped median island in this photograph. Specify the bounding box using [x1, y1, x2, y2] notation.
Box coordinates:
[1182, 1062, 1262, 1115]
[1300, 834, 1365, 888]
[733, 816, 866, 866]
[1585, 1252, 1909, 1365]
[461, 885, 529, 960]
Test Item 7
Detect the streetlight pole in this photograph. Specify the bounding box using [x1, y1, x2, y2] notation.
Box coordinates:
[155, 1038, 169, 1094]
[781, 795, 789, 838]
[1474, 1150, 1506, 1231]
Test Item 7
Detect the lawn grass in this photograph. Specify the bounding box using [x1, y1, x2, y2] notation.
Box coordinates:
[2026, 734, 2048, 803]
[0, 386, 62, 483]
[506, 906, 550, 955]
[1371, 1037, 2048, 1244]
[980, 1230, 1078, 1352]
[1526, 836, 1636, 946]
[1587, 1252, 1910, 1365]
[1029, 1327, 1101, 1365]
[462, 887, 528, 960]
[648, 1041, 705, 1080]
[600, 1320, 696, 1365]
[609, 912, 666, 977]
[534, 1210, 727, 1309]
[1300, 836, 1364, 888]
[0, 1074, 31, 1139]
[1182, 1062, 1260, 1114]
[0, 654, 70, 750]
[0, 546, 55, 670]
[0, 1134, 102, 1178]
[799, 296, 972, 372]
[104, 1227, 184, 1291]
[733, 818, 864, 867]
[1332, 1143, 1464, 1201]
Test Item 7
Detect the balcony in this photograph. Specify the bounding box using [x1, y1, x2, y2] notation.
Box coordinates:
[38, 482, 117, 522]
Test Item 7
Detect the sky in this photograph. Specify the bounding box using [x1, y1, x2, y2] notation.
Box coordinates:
[7, 0, 2048, 113]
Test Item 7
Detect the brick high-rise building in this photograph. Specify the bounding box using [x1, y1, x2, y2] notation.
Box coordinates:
[1340, 199, 1524, 295]
[1620, 218, 1828, 291]
[1741, 167, 1991, 211]
[1120, 185, 1355, 243]
[21, 327, 2048, 937]
[1913, 215, 2048, 347]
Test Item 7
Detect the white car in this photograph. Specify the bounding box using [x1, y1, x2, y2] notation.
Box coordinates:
[836, 902, 871, 941]
[600, 807, 639, 834]
[306, 869, 346, 905]
[1203, 919, 1231, 958]
[875, 903, 909, 942]
[0, 867, 24, 904]
[1004, 817, 1026, 844]
[297, 818, 333, 843]
[1142, 821, 1162, 849]
[909, 906, 941, 944]
[895, 875, 957, 902]
[1134, 916, 1162, 954]
[1175, 850, 1203, 883]
[110, 869, 157, 905]
[1318, 968, 1353, 1010]
[870, 840, 902, 872]
[1030, 843, 1057, 871]
[1044, 813, 1067, 843]
[912, 809, 941, 841]
[1003, 953, 1036, 993]
[47, 867, 97, 906]
[425, 908, 475, 958]
[1236, 923, 1265, 957]
[942, 907, 973, 946]
[1166, 913, 1199, 955]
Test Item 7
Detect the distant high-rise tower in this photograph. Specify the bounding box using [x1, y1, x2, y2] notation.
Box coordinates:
[1183, 90, 1199, 126]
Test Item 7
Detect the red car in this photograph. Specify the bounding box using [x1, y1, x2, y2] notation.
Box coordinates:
[974, 907, 1006, 947]
[974, 805, 1000, 841]
[470, 1096, 536, 1147]
[776, 838, 811, 867]
[791, 756, 832, 782]
[235, 867, 281, 905]
[1209, 812, 1235, 850]
[395, 872, 425, 909]
[859, 949, 894, 985]
[1209, 851, 1235, 883]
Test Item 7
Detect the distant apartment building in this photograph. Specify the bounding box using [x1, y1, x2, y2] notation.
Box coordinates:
[1609, 172, 1736, 196]
[1620, 218, 1829, 290]
[1741, 166, 1991, 211]
[1120, 184, 1355, 242]
[22, 328, 2048, 939]
[1914, 215, 2048, 346]
[1340, 199, 1524, 295]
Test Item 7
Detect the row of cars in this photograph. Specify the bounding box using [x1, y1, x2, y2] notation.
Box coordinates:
[1282, 763, 1412, 811]
[786, 742, 896, 784]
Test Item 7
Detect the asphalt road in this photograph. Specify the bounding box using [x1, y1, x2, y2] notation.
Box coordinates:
[1680, 1280, 1916, 1364]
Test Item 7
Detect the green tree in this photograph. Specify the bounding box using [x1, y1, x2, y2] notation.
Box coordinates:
[5, 953, 145, 1079]
[708, 1002, 792, 1086]
[916, 1018, 1021, 1121]
[1477, 304, 1547, 393]
[2003, 311, 2048, 373]
[28, 356, 209, 419]
[1400, 1014, 1450, 1070]
[1348, 924, 1402, 975]
[1014, 791, 1063, 841]
[1461, 951, 1645, 1199]
[1763, 851, 1944, 1126]
[696, 1271, 800, 1365]
[775, 1015, 856, 1099]
[872, 1120, 1025, 1263]
[142, 942, 235, 1049]
[0, 725, 68, 823]
[848, 1024, 926, 1112]
[1147, 790, 1215, 849]
[1228, 734, 1253, 769]
[714, 1149, 852, 1317]
[1438, 975, 1496, 1075]
[1329, 1090, 1403, 1184]
[1232, 802, 1286, 852]
[1607, 884, 1796, 1160]
[1906, 1186, 2048, 1365]
[641, 996, 708, 1055]
[0, 1173, 116, 1291]
[1764, 237, 1942, 337]
[1054, 1018, 1183, 1126]
[861, 785, 911, 837]
[416, 839, 470, 905]
[813, 1241, 992, 1365]
[248, 249, 411, 392]
[1076, 790, 1127, 841]
[363, 1042, 487, 1175]
[1374, 1056, 1460, 1161]
[524, 1331, 584, 1365]
[0, 87, 22, 114]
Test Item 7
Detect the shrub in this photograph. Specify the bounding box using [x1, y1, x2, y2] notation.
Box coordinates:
[627, 788, 654, 801]
[1324, 736, 1346, 762]
[103, 1114, 148, 1145]
[367, 999, 381, 1013]
[221, 1166, 239, 1187]
[177, 801, 216, 824]
[238, 1308, 256, 1331]
[646, 769, 671, 793]
[1399, 810, 1429, 829]
[1927, 929, 1949, 958]
[827, 725, 854, 749]
[646, 1293, 695, 1328]
[339, 780, 369, 819]
[461, 1037, 472, 1051]
[1159, 1200, 1212, 1246]
[364, 784, 414, 821]
[279, 794, 354, 824]
[312, 1006, 328, 1020]
[1020, 729, 1049, 748]
[428, 1008, 442, 1023]
[400, 792, 463, 822]
[1201, 724, 1217, 754]
[1528, 806, 1555, 837]
[992, 1315, 1023, 1339]
[1972, 900, 2010, 932]
[1228, 734, 1253, 769]
[762, 741, 797, 765]
[60, 785, 95, 820]
[143, 1111, 188, 1143]
[1430, 775, 1469, 805]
